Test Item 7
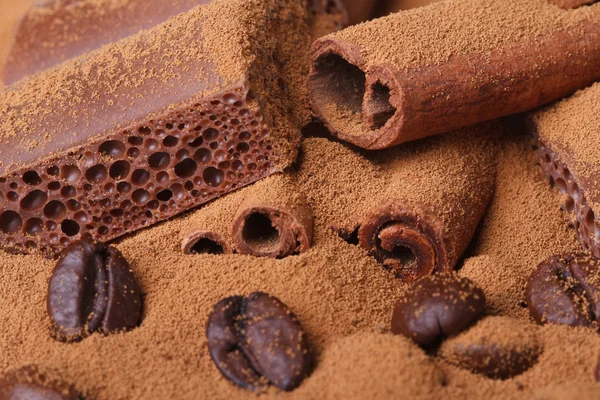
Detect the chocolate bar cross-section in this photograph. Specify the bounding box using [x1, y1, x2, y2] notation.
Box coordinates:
[0, 0, 319, 256]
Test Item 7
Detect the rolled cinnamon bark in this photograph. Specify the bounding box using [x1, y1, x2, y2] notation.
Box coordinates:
[310, 0, 600, 150]
[3, 0, 346, 85]
[531, 82, 600, 258]
[296, 123, 497, 282]
[232, 176, 313, 258]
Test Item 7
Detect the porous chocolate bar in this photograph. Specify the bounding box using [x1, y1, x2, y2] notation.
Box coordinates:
[2, 0, 208, 85]
[532, 82, 600, 257]
[0, 0, 318, 255]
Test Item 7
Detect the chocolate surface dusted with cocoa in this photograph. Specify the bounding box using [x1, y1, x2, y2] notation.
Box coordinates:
[1, 0, 600, 398]
[0, 0, 331, 256]
[310, 0, 600, 149]
[532, 82, 600, 258]
[2, 0, 210, 85]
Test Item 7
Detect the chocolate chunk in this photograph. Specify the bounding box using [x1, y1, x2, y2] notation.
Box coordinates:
[439, 317, 542, 379]
[391, 273, 486, 346]
[526, 254, 600, 328]
[0, 0, 318, 257]
[47, 240, 142, 342]
[207, 292, 311, 391]
[0, 366, 81, 399]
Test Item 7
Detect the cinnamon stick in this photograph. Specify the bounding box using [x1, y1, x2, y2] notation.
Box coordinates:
[531, 82, 600, 258]
[232, 176, 313, 258]
[297, 123, 498, 282]
[310, 0, 600, 150]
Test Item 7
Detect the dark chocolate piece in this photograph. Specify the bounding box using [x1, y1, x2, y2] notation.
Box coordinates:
[526, 253, 600, 328]
[0, 366, 81, 400]
[47, 239, 142, 342]
[2, 0, 209, 85]
[391, 273, 486, 346]
[207, 292, 311, 391]
[0, 0, 316, 256]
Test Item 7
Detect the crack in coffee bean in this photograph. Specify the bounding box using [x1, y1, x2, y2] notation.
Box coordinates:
[207, 292, 311, 391]
[0, 366, 82, 399]
[526, 253, 600, 328]
[47, 239, 142, 342]
[391, 273, 486, 346]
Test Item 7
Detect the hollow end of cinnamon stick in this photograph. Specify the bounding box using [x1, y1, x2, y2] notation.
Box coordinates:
[357, 202, 450, 282]
[309, 40, 403, 150]
[232, 204, 313, 259]
[182, 231, 231, 256]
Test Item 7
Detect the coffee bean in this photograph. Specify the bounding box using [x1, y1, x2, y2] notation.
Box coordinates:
[439, 316, 542, 379]
[207, 292, 311, 391]
[47, 239, 142, 342]
[391, 273, 486, 346]
[526, 254, 600, 328]
[0, 366, 81, 399]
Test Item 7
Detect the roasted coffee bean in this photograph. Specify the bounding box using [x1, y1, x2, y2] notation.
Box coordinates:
[207, 292, 311, 391]
[526, 254, 600, 328]
[47, 239, 142, 342]
[439, 317, 542, 379]
[0, 366, 81, 399]
[391, 273, 486, 346]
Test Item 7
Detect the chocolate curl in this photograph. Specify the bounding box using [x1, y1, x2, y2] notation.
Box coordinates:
[232, 177, 313, 258]
[356, 124, 498, 282]
[181, 230, 232, 255]
[358, 203, 442, 281]
[310, 0, 600, 150]
[3, 0, 208, 85]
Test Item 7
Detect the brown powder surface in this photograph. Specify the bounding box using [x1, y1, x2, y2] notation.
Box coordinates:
[0, 125, 597, 399]
[460, 126, 581, 318]
[324, 0, 598, 71]
[0, 1, 599, 397]
[533, 82, 600, 206]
